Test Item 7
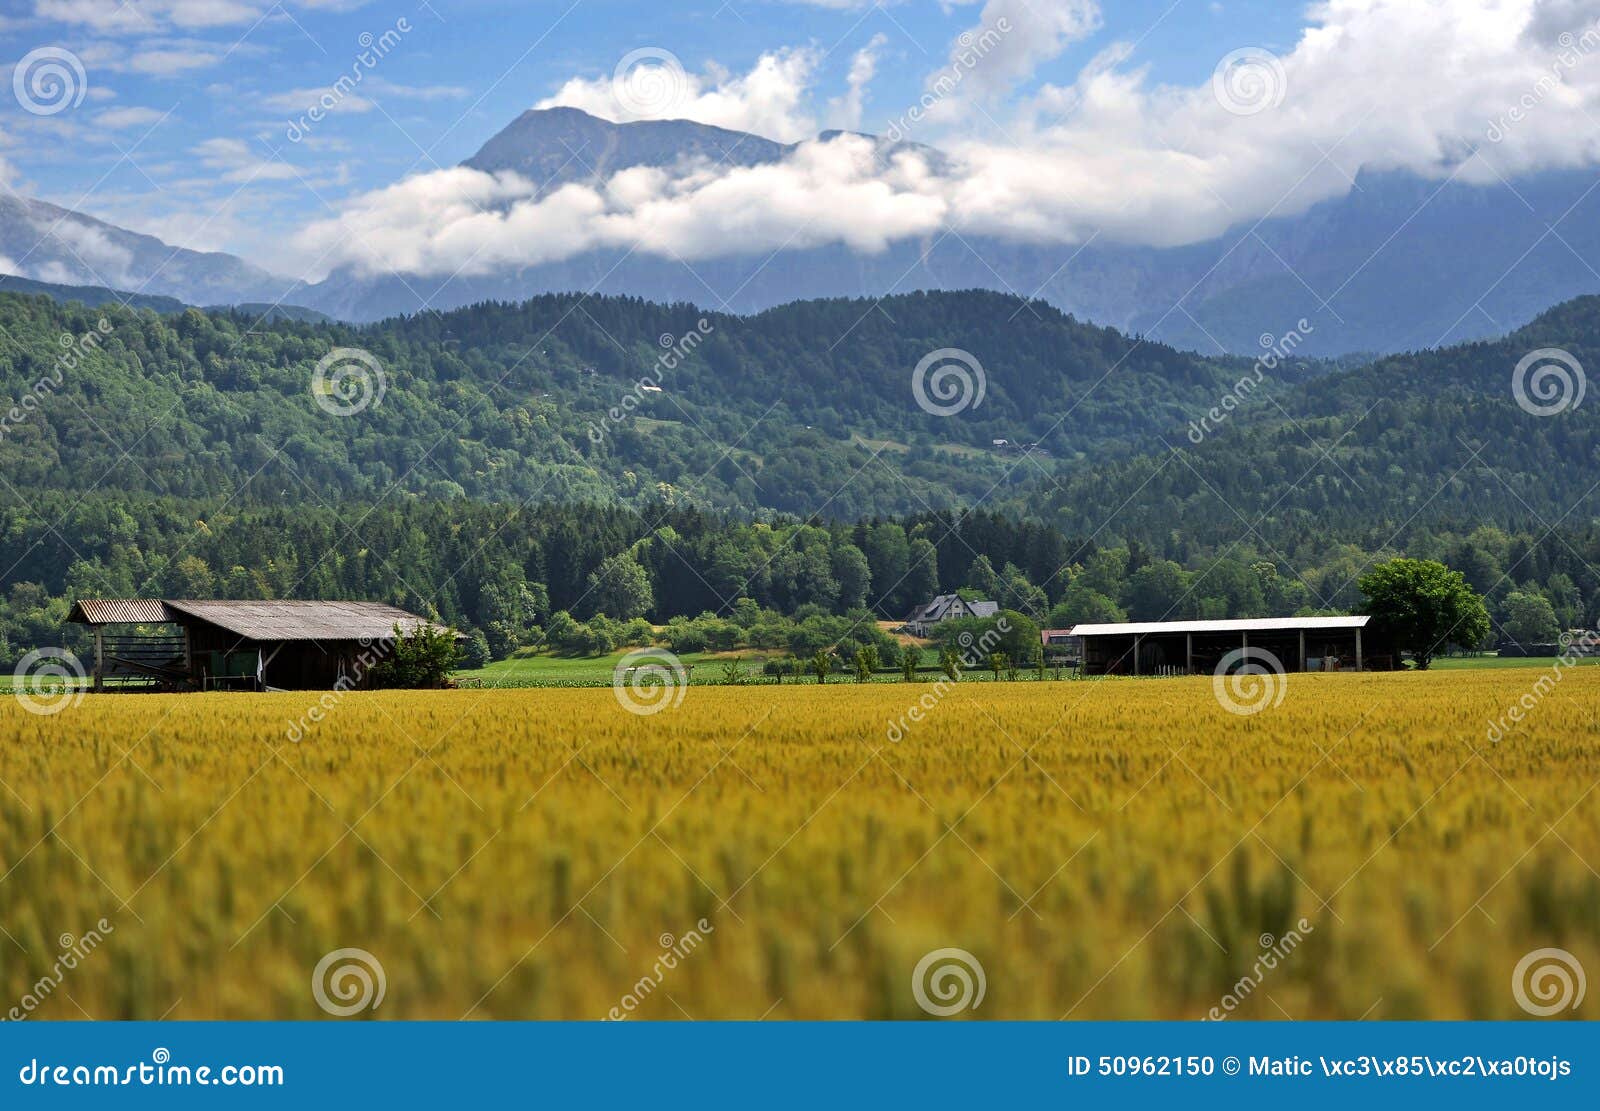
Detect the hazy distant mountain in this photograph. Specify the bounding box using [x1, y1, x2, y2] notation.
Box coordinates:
[298, 109, 1600, 355]
[0, 194, 295, 307]
[0, 273, 187, 313]
[0, 270, 329, 324]
[10, 108, 1600, 357]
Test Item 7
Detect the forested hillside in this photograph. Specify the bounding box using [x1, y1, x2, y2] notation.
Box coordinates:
[1042, 297, 1600, 546]
[0, 289, 1307, 519]
[5, 287, 1600, 665]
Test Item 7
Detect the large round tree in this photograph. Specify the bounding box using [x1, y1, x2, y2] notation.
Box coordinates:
[584, 554, 654, 620]
[1357, 558, 1490, 669]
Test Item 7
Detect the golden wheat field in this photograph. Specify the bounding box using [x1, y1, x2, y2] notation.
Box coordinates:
[1, 669, 1597, 1021]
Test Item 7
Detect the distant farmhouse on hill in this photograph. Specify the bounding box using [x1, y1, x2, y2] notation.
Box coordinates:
[903, 594, 999, 637]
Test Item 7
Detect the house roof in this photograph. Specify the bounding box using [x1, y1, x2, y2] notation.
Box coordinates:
[1071, 616, 1370, 637]
[906, 594, 999, 623]
[69, 599, 456, 641]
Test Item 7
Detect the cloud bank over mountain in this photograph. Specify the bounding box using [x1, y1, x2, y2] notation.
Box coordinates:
[292, 0, 1600, 281]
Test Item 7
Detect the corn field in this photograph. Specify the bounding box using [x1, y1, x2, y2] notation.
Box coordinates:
[2, 669, 1597, 1020]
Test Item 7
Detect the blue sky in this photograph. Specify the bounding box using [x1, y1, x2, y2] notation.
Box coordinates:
[0, 1, 1306, 264]
[0, 1, 1588, 280]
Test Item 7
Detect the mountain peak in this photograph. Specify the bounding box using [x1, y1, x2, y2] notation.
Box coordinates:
[461, 106, 790, 186]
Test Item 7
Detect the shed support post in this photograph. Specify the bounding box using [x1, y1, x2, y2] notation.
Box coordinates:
[1133, 635, 1141, 677]
[1355, 628, 1363, 672]
[1299, 629, 1307, 673]
[93, 628, 104, 693]
[1186, 633, 1193, 675]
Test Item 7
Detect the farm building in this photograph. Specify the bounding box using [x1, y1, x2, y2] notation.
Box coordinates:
[66, 599, 457, 691]
[1072, 616, 1393, 676]
[903, 594, 998, 637]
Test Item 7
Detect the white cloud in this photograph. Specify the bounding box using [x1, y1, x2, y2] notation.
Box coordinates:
[31, 213, 137, 286]
[261, 76, 466, 117]
[293, 134, 949, 278]
[193, 137, 299, 182]
[933, 0, 1102, 108]
[33, 0, 258, 32]
[74, 38, 232, 76]
[826, 34, 886, 131]
[263, 86, 375, 114]
[364, 77, 468, 101]
[288, 0, 1600, 280]
[93, 105, 168, 129]
[537, 47, 824, 142]
[32, 0, 372, 33]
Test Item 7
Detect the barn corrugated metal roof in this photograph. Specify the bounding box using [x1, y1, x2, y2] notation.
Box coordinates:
[1071, 616, 1370, 637]
[163, 600, 453, 641]
[69, 598, 455, 641]
[67, 598, 172, 625]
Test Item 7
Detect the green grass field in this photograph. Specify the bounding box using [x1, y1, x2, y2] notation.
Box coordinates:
[458, 650, 748, 686]
[1431, 654, 1600, 669]
[453, 648, 1597, 686]
[5, 648, 1591, 693]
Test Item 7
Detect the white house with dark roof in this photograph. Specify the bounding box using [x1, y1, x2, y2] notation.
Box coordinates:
[903, 594, 999, 637]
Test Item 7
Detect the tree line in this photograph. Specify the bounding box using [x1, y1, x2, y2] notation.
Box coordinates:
[0, 494, 1585, 668]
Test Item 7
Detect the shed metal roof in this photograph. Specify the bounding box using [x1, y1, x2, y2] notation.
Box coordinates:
[67, 598, 171, 625]
[164, 600, 453, 641]
[1071, 616, 1370, 637]
[69, 598, 455, 641]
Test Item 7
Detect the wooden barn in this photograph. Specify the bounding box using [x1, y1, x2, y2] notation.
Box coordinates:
[66, 599, 456, 691]
[1072, 616, 1395, 676]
